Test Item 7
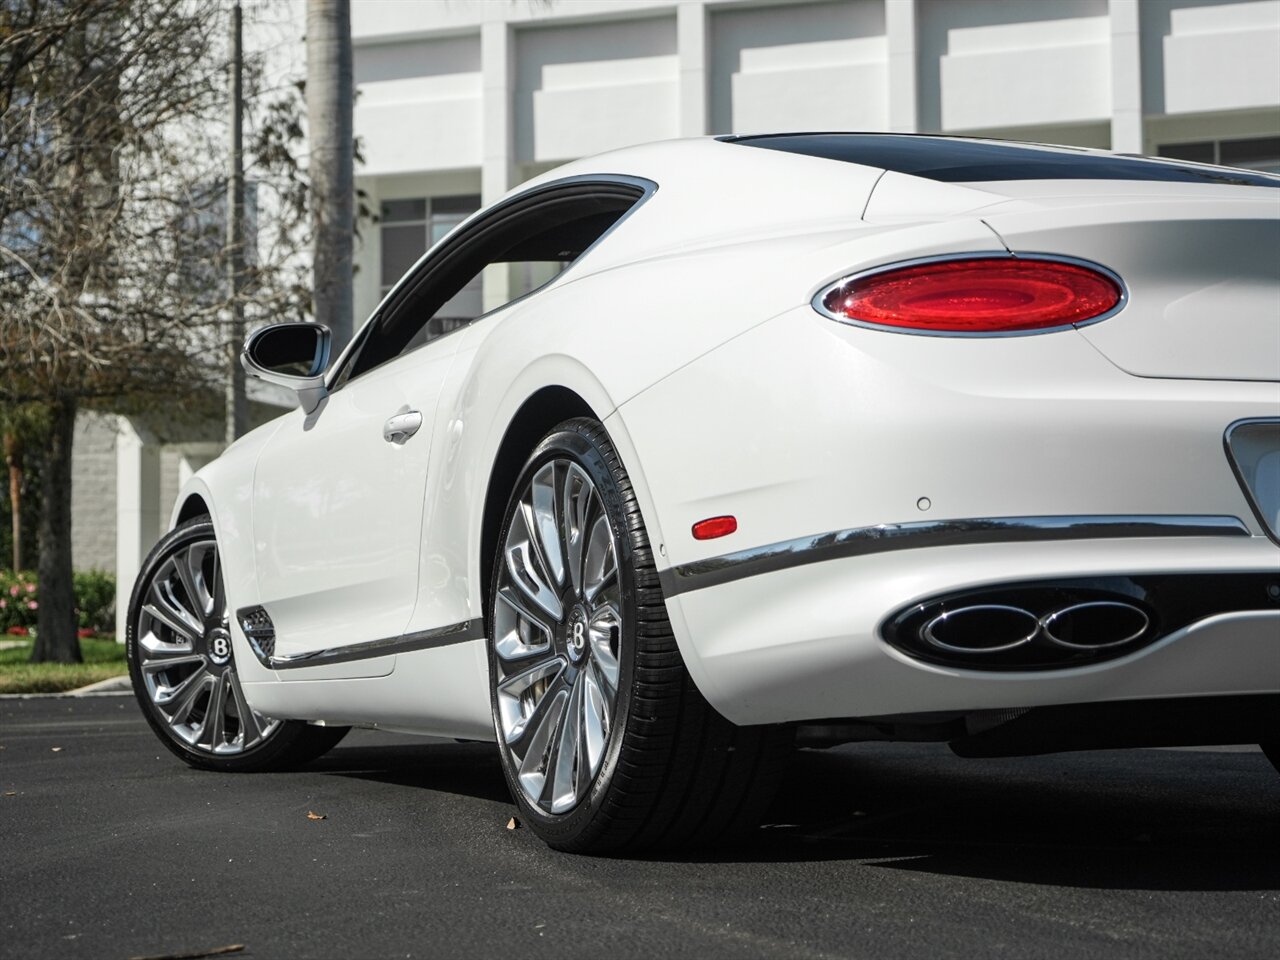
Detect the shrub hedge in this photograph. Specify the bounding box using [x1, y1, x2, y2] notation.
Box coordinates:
[0, 569, 116, 636]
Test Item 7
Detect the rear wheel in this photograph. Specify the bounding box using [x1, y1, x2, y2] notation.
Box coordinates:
[126, 518, 348, 772]
[488, 418, 791, 853]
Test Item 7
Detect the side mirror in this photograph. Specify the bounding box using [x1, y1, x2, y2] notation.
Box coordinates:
[241, 322, 331, 414]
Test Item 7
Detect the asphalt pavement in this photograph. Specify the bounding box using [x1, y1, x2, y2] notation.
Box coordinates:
[2, 694, 1277, 960]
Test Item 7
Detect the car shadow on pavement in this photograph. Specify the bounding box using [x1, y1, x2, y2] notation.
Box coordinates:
[311, 737, 1280, 889]
[311, 740, 514, 805]
[706, 743, 1280, 890]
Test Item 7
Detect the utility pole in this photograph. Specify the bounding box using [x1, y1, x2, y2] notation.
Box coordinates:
[306, 0, 354, 352]
[225, 1, 247, 444]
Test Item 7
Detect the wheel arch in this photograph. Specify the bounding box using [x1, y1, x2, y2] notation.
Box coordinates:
[478, 385, 597, 616]
[174, 493, 211, 525]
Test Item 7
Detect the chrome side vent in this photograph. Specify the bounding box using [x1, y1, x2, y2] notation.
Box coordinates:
[236, 605, 276, 666]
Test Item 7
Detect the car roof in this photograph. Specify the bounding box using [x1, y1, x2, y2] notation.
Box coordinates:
[724, 133, 1280, 189]
[491, 134, 1279, 278]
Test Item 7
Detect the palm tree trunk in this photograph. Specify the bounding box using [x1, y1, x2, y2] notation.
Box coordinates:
[30, 397, 80, 663]
[306, 0, 354, 352]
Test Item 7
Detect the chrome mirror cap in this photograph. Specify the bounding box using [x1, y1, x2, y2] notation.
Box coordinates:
[240, 322, 331, 414]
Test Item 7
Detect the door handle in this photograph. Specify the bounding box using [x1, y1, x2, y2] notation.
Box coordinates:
[382, 410, 423, 445]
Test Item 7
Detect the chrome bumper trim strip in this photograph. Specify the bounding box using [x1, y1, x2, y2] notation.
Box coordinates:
[658, 514, 1253, 598]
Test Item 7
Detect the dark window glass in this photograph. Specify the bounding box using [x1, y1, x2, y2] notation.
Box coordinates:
[380, 224, 426, 288]
[380, 198, 426, 222]
[728, 133, 1280, 188]
[1221, 136, 1280, 172]
[379, 195, 482, 298]
[431, 194, 481, 215]
[1157, 141, 1215, 163]
[343, 183, 645, 384]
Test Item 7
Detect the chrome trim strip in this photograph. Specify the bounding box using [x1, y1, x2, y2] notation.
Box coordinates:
[238, 617, 484, 670]
[658, 514, 1252, 597]
[811, 252, 1130, 338]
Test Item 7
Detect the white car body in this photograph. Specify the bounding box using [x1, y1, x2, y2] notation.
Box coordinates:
[170, 135, 1280, 749]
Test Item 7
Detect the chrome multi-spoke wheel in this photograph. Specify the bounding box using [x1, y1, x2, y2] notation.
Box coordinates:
[489, 420, 791, 853]
[127, 518, 349, 772]
[494, 457, 622, 814]
[134, 534, 278, 756]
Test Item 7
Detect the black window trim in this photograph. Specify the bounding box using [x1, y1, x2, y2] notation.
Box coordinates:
[327, 173, 657, 391]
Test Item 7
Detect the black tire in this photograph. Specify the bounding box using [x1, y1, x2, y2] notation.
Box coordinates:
[487, 418, 791, 853]
[127, 517, 348, 772]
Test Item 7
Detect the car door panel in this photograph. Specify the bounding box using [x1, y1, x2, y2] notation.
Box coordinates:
[251, 338, 459, 678]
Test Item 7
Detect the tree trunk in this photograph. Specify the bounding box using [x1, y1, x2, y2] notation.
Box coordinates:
[225, 2, 248, 443]
[3, 431, 22, 570]
[306, 0, 354, 353]
[30, 398, 80, 663]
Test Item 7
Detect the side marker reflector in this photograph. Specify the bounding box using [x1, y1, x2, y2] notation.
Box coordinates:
[692, 516, 738, 541]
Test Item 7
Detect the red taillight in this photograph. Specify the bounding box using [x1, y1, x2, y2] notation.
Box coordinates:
[692, 516, 737, 540]
[820, 257, 1122, 334]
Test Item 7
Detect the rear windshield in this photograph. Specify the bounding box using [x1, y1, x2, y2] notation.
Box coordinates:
[727, 134, 1280, 188]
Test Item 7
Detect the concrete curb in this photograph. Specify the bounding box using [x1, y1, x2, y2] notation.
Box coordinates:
[0, 674, 133, 700]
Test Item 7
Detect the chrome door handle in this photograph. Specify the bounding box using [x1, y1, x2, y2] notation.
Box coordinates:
[382, 411, 423, 445]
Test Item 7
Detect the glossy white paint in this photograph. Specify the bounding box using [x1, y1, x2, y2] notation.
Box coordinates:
[173, 135, 1280, 736]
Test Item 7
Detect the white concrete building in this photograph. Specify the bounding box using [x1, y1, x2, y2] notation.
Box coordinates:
[71, 0, 1280, 633]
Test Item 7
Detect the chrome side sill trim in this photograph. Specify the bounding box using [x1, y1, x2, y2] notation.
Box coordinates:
[658, 514, 1252, 598]
[236, 613, 484, 670]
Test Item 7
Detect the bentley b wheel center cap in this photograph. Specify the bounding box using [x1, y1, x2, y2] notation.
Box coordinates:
[565, 605, 589, 663]
[207, 628, 233, 666]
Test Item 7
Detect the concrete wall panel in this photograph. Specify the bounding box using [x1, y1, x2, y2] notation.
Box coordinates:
[516, 17, 678, 164]
[1144, 0, 1280, 115]
[354, 35, 483, 173]
[919, 0, 1110, 132]
[710, 1, 887, 135]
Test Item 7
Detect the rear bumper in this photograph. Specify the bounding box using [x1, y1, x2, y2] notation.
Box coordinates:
[663, 533, 1280, 725]
[618, 302, 1280, 726]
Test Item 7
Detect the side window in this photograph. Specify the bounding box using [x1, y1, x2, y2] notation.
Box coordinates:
[379, 195, 481, 298]
[340, 181, 647, 384]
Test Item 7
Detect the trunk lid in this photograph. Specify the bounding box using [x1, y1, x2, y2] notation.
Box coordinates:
[980, 187, 1280, 382]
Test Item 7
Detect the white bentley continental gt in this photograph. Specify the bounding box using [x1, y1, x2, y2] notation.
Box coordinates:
[127, 134, 1280, 853]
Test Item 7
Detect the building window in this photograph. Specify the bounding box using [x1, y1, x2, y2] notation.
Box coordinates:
[1158, 136, 1280, 174]
[380, 194, 480, 299]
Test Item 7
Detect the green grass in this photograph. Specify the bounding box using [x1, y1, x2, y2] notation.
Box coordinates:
[0, 636, 128, 694]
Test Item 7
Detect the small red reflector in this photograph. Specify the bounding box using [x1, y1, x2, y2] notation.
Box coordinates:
[822, 258, 1122, 334]
[692, 516, 737, 540]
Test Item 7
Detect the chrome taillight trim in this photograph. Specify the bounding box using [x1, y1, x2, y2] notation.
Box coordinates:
[810, 251, 1129, 338]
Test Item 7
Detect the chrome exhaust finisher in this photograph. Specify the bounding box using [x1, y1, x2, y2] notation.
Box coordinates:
[922, 605, 1040, 654]
[883, 572, 1280, 672]
[1040, 601, 1150, 650]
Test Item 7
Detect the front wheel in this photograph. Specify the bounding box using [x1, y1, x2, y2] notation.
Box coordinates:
[488, 419, 791, 853]
[126, 518, 348, 772]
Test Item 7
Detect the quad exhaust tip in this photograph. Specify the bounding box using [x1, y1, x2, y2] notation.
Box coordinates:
[922, 600, 1150, 655]
[884, 571, 1276, 672]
